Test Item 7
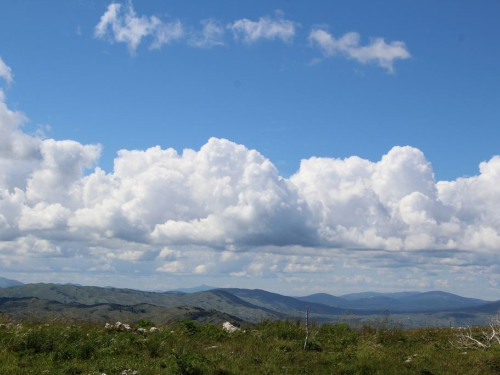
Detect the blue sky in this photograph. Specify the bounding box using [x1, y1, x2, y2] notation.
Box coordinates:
[0, 1, 500, 298]
[1, 0, 498, 179]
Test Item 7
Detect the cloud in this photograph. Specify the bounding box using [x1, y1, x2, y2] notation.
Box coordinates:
[308, 28, 410, 73]
[94, 2, 184, 53]
[150, 20, 184, 50]
[0, 56, 13, 85]
[188, 19, 225, 48]
[2, 81, 500, 257]
[156, 261, 184, 273]
[1, 63, 500, 291]
[92, 2, 410, 75]
[228, 11, 298, 44]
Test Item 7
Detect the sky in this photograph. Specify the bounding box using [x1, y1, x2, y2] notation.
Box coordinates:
[0, 0, 499, 299]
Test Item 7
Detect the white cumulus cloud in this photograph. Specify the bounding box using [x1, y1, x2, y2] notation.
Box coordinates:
[1, 64, 500, 287]
[308, 28, 410, 73]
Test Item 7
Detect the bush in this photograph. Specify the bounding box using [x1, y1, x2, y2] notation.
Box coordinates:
[180, 320, 201, 335]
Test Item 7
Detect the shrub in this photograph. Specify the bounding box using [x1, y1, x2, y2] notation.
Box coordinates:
[180, 320, 201, 335]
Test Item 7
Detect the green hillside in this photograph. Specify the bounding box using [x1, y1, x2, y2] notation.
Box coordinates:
[0, 284, 283, 323]
[0, 297, 244, 325]
[0, 284, 495, 328]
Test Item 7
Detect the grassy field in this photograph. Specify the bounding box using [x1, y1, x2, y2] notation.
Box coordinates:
[1, 316, 500, 375]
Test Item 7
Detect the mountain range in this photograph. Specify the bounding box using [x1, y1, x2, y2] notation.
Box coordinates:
[297, 291, 488, 312]
[0, 278, 497, 328]
[0, 277, 24, 288]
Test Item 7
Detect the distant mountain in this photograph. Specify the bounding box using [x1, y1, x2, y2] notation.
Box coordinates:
[218, 288, 365, 318]
[395, 291, 489, 311]
[296, 293, 346, 306]
[298, 291, 489, 312]
[456, 300, 500, 314]
[341, 291, 421, 300]
[298, 294, 405, 311]
[0, 277, 24, 288]
[172, 284, 217, 293]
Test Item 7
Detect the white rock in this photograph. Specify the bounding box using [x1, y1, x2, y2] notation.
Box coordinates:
[222, 322, 239, 333]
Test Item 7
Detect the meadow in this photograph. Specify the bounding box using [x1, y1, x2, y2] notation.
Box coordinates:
[1, 316, 500, 375]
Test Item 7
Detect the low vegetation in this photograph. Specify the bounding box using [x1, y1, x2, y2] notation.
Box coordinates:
[1, 315, 500, 374]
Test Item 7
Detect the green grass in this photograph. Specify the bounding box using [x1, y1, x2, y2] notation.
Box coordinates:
[1, 316, 500, 375]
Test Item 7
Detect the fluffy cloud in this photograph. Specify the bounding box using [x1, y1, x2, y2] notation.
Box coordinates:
[94, 2, 184, 53]
[227, 11, 298, 44]
[1, 66, 500, 289]
[0, 56, 13, 85]
[1, 83, 500, 256]
[308, 28, 410, 73]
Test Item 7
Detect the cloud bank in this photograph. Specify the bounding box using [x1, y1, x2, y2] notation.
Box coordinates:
[1, 79, 499, 255]
[0, 56, 498, 295]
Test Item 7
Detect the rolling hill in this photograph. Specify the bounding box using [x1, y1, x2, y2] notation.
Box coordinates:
[0, 283, 496, 327]
[0, 284, 283, 323]
[0, 297, 244, 325]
